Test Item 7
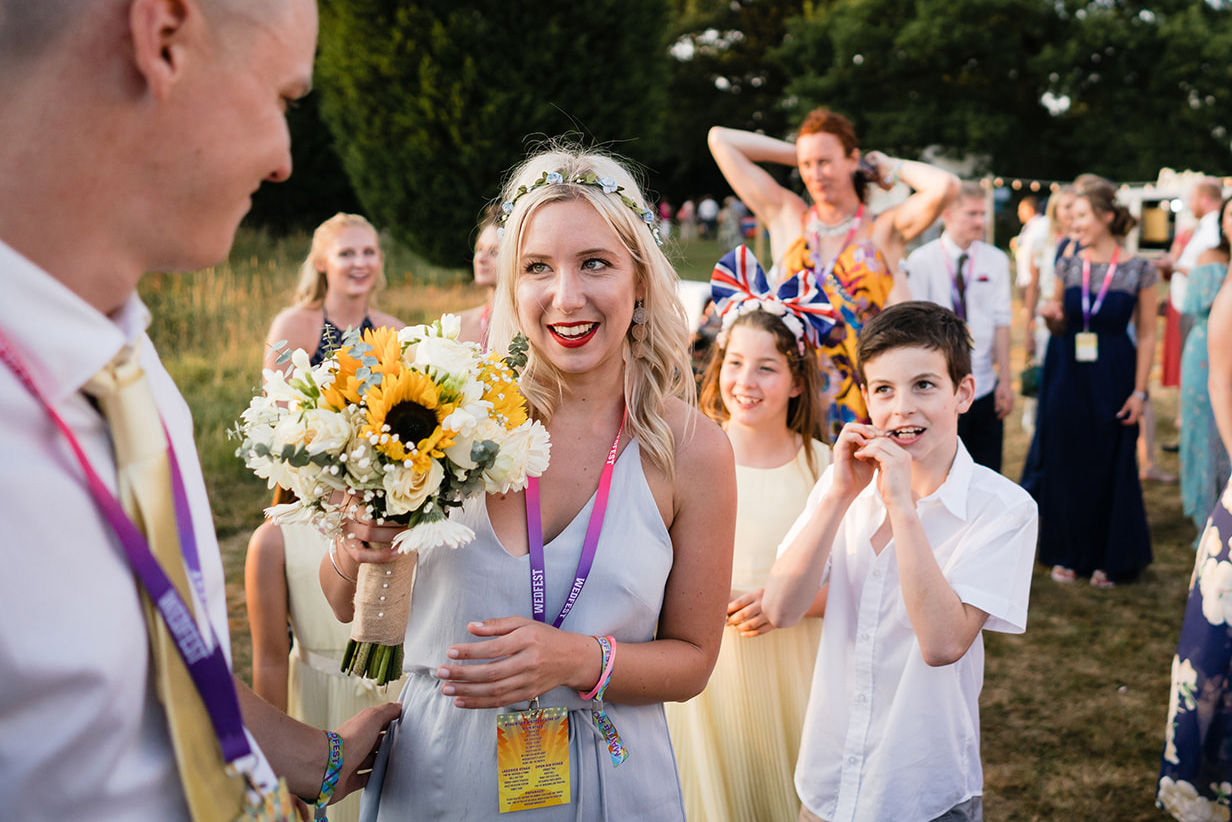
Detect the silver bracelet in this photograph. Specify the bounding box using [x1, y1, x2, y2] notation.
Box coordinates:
[329, 550, 357, 584]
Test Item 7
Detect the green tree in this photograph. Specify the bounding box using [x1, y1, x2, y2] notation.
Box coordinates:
[775, 0, 1062, 177]
[657, 0, 815, 201]
[1043, 0, 1232, 180]
[315, 1, 670, 268]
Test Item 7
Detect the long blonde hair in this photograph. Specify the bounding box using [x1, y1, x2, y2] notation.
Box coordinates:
[487, 144, 695, 478]
[292, 212, 387, 308]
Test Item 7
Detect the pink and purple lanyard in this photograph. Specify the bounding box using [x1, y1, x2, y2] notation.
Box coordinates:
[525, 408, 629, 766]
[0, 328, 255, 773]
[1081, 248, 1120, 332]
[941, 244, 974, 321]
[525, 408, 627, 628]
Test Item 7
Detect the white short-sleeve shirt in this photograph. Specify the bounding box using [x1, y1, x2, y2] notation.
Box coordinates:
[903, 235, 1013, 400]
[779, 442, 1037, 822]
[0, 238, 275, 821]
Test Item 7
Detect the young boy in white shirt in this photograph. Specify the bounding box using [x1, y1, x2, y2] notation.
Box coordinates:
[764, 301, 1038, 822]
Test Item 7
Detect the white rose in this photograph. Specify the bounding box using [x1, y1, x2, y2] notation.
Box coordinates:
[1199, 558, 1232, 626]
[383, 460, 445, 517]
[398, 324, 432, 345]
[413, 336, 480, 381]
[299, 408, 353, 456]
[484, 419, 551, 493]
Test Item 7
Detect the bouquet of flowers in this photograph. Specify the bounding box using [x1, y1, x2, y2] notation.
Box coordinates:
[232, 315, 551, 684]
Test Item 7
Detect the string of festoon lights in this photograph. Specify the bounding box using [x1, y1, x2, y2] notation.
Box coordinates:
[981, 173, 1232, 196]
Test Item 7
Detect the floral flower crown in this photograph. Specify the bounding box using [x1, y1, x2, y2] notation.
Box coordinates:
[498, 170, 663, 246]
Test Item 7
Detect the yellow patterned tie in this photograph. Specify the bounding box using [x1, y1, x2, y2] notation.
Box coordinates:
[84, 342, 247, 822]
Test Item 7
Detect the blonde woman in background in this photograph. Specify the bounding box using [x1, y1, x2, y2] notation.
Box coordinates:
[457, 214, 500, 347]
[248, 213, 407, 822]
[264, 212, 404, 371]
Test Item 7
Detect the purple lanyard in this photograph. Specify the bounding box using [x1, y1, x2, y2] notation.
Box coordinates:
[941, 244, 973, 321]
[1081, 248, 1119, 332]
[0, 328, 253, 767]
[526, 409, 627, 628]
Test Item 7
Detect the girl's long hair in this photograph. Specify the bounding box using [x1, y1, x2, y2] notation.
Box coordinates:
[699, 309, 826, 480]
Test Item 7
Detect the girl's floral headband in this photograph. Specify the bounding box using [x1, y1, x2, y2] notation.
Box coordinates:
[498, 170, 663, 246]
[711, 245, 840, 353]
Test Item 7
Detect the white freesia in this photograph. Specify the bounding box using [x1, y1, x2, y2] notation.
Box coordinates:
[261, 367, 303, 405]
[290, 347, 313, 380]
[1157, 776, 1231, 822]
[383, 460, 445, 517]
[392, 515, 475, 555]
[264, 500, 318, 528]
[484, 420, 551, 493]
[438, 313, 462, 339]
[1199, 557, 1232, 626]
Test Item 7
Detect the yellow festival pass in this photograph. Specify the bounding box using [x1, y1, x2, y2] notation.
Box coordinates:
[496, 706, 571, 812]
[1075, 331, 1099, 362]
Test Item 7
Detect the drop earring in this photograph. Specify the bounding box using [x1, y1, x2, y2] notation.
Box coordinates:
[630, 299, 647, 358]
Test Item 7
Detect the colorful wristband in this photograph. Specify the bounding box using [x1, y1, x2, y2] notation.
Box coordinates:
[313, 731, 343, 821]
[578, 635, 616, 701]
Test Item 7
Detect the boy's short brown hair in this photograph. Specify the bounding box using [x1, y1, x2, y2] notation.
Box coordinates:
[856, 302, 972, 389]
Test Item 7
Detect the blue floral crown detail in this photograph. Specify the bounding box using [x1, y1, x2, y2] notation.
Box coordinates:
[498, 171, 663, 246]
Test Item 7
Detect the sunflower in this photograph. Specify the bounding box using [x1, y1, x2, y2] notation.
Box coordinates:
[363, 368, 457, 473]
[478, 355, 529, 429]
[320, 326, 405, 410]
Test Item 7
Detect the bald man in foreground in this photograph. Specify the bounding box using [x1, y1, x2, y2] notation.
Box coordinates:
[0, 1, 400, 819]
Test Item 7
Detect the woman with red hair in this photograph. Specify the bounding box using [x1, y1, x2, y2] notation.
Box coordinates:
[709, 110, 958, 441]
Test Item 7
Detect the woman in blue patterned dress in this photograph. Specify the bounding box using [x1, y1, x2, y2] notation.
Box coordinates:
[1021, 176, 1156, 588]
[1159, 248, 1232, 820]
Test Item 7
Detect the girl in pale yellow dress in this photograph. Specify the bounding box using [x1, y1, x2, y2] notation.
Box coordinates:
[666, 246, 832, 822]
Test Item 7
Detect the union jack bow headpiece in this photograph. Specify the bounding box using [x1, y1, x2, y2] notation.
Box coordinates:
[710, 245, 838, 350]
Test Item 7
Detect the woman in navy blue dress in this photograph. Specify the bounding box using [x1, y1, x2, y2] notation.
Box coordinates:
[1158, 255, 1232, 820]
[1021, 176, 1156, 588]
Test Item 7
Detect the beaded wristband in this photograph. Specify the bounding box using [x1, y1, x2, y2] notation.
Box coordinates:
[579, 635, 616, 701]
[313, 731, 343, 821]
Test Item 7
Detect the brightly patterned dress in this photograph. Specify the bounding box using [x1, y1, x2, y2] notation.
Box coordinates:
[772, 235, 893, 443]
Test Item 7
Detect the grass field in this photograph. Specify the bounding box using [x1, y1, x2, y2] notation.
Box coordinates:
[150, 228, 1195, 821]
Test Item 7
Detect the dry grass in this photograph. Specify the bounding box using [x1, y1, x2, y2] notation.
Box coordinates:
[154, 230, 1194, 820]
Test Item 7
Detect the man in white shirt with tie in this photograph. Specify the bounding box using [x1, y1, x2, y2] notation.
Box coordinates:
[0, 2, 400, 819]
[903, 182, 1013, 472]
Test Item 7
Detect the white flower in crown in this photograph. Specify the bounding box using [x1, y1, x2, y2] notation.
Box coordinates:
[641, 209, 655, 224]
[546, 172, 564, 185]
[600, 176, 618, 193]
[501, 201, 513, 215]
